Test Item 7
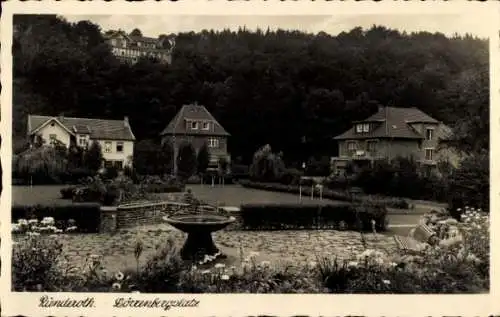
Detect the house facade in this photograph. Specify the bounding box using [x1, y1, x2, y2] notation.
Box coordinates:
[27, 115, 136, 169]
[332, 106, 460, 175]
[104, 30, 175, 65]
[160, 104, 230, 173]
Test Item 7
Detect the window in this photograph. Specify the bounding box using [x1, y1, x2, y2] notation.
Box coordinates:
[114, 160, 123, 169]
[363, 124, 370, 132]
[356, 124, 363, 133]
[104, 141, 112, 153]
[78, 136, 88, 147]
[116, 142, 124, 153]
[426, 128, 434, 141]
[367, 141, 377, 152]
[49, 134, 57, 145]
[208, 138, 219, 148]
[347, 142, 357, 151]
[104, 160, 113, 168]
[425, 148, 434, 160]
[202, 122, 210, 130]
[191, 121, 198, 130]
[356, 123, 370, 133]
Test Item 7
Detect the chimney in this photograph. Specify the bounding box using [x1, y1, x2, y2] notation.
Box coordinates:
[58, 113, 64, 122]
[124, 116, 129, 128]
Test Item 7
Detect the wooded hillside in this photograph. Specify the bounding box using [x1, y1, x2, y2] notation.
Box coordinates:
[13, 15, 489, 163]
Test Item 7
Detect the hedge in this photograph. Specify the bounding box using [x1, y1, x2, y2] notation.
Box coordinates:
[11, 203, 101, 233]
[239, 180, 409, 209]
[239, 203, 388, 231]
[142, 183, 184, 193]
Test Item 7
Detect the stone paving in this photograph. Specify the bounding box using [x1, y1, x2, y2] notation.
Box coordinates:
[14, 225, 398, 274]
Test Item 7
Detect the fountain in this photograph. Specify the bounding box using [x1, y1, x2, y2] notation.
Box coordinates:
[163, 211, 235, 261]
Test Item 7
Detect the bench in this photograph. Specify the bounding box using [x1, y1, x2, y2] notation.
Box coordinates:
[394, 223, 436, 254]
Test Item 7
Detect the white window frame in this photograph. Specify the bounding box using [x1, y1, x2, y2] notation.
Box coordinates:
[363, 123, 370, 133]
[49, 134, 57, 145]
[116, 141, 124, 153]
[426, 128, 434, 141]
[347, 141, 357, 151]
[356, 124, 363, 133]
[104, 141, 112, 153]
[208, 138, 219, 148]
[366, 140, 377, 152]
[202, 122, 210, 130]
[191, 121, 198, 130]
[425, 148, 434, 160]
[78, 135, 88, 147]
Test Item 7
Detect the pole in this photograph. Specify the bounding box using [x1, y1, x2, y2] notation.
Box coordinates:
[299, 185, 302, 201]
[311, 185, 314, 200]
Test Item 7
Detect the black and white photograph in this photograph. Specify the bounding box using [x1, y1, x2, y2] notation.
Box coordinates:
[1, 2, 497, 316]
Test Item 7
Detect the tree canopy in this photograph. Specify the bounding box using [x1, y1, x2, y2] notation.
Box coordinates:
[13, 15, 489, 164]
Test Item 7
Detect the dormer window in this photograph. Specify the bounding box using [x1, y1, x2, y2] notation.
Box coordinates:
[356, 123, 370, 133]
[426, 128, 434, 141]
[191, 121, 198, 130]
[202, 122, 210, 130]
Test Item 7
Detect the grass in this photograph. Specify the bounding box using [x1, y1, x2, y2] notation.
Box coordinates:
[12, 184, 421, 235]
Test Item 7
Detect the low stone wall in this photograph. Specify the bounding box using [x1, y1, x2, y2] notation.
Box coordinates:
[100, 201, 190, 233]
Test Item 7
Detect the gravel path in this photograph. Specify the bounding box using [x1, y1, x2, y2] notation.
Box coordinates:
[15, 225, 397, 274]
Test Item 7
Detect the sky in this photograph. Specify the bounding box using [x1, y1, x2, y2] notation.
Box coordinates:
[63, 14, 490, 39]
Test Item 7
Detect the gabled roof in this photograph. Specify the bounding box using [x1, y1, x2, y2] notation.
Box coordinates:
[160, 104, 230, 137]
[335, 107, 440, 140]
[28, 115, 136, 141]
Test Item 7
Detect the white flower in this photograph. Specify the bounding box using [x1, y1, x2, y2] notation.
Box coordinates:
[214, 263, 225, 269]
[18, 219, 28, 226]
[220, 274, 230, 280]
[307, 261, 317, 268]
[27, 231, 40, 236]
[112, 282, 121, 290]
[114, 271, 125, 281]
[11, 224, 21, 232]
[28, 219, 38, 224]
[382, 279, 391, 285]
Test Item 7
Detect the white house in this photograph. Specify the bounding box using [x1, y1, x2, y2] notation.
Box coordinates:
[27, 114, 136, 168]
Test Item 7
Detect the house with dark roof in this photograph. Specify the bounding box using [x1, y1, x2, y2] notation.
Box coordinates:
[27, 115, 136, 169]
[104, 30, 175, 64]
[160, 104, 230, 173]
[331, 106, 459, 175]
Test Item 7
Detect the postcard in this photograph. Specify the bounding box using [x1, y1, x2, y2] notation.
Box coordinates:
[1, 1, 498, 316]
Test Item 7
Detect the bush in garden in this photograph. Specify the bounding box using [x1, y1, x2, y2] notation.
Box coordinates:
[447, 153, 489, 218]
[84, 141, 103, 173]
[176, 142, 197, 180]
[249, 144, 286, 182]
[60, 186, 76, 199]
[279, 168, 303, 185]
[12, 235, 68, 291]
[133, 238, 186, 293]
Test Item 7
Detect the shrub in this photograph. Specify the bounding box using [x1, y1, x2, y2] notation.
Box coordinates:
[239, 202, 387, 231]
[12, 236, 67, 291]
[60, 186, 76, 199]
[12, 203, 101, 233]
[134, 238, 186, 292]
[249, 144, 286, 182]
[279, 168, 303, 185]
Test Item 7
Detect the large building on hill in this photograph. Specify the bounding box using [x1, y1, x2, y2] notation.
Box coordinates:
[27, 114, 136, 169]
[332, 106, 460, 175]
[104, 30, 175, 64]
[160, 103, 231, 173]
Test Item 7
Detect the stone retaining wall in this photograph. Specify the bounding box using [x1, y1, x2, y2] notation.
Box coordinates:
[100, 201, 190, 233]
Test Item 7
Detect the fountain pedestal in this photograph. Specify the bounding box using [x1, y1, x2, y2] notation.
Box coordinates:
[163, 214, 235, 261]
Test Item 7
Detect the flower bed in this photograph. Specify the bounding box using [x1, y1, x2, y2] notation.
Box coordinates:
[239, 180, 410, 209]
[239, 202, 388, 231]
[12, 203, 101, 233]
[12, 206, 488, 293]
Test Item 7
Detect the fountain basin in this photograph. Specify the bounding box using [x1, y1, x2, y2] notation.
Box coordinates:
[163, 214, 236, 261]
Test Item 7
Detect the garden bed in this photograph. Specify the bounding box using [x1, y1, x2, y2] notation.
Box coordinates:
[239, 180, 410, 209]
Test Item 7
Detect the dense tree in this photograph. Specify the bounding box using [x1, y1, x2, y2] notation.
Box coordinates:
[130, 28, 142, 37]
[197, 143, 210, 175]
[134, 139, 173, 175]
[84, 141, 103, 172]
[13, 15, 489, 166]
[176, 142, 197, 179]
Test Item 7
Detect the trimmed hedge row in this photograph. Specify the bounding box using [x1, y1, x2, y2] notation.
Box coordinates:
[239, 203, 388, 231]
[12, 203, 101, 233]
[239, 180, 410, 209]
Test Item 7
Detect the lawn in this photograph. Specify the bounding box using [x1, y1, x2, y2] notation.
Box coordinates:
[12, 184, 423, 234]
